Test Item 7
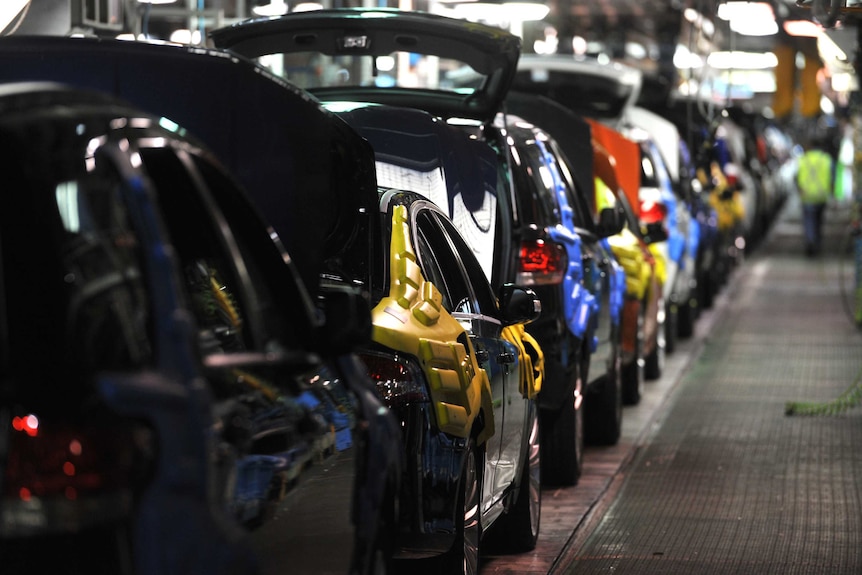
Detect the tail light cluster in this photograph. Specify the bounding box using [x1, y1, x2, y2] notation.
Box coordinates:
[517, 238, 566, 286]
[358, 350, 429, 409]
[2, 410, 147, 535]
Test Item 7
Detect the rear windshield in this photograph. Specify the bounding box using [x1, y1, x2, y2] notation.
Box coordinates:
[254, 51, 485, 93]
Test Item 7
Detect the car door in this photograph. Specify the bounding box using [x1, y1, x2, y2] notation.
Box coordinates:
[137, 144, 369, 575]
[409, 202, 523, 510]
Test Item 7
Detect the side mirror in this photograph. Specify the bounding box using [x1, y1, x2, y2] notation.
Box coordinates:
[640, 221, 669, 244]
[316, 283, 373, 356]
[498, 284, 542, 326]
[595, 205, 626, 239]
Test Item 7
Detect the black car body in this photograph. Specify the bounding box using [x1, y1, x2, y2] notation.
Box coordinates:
[362, 189, 542, 571]
[0, 32, 539, 573]
[500, 117, 626, 449]
[0, 82, 401, 575]
[211, 8, 625, 487]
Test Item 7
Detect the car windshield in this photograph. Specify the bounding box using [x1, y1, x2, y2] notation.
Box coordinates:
[253, 50, 485, 93]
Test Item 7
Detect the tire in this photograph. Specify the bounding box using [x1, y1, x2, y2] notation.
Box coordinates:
[621, 309, 644, 406]
[437, 439, 482, 575]
[489, 401, 541, 551]
[664, 299, 678, 355]
[584, 342, 622, 446]
[368, 481, 397, 575]
[677, 294, 695, 339]
[538, 356, 584, 486]
[643, 323, 664, 381]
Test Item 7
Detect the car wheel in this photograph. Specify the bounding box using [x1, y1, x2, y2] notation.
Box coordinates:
[643, 326, 664, 381]
[698, 271, 714, 309]
[621, 308, 644, 405]
[368, 480, 397, 575]
[438, 439, 482, 575]
[538, 352, 584, 486]
[677, 294, 695, 339]
[584, 341, 623, 446]
[489, 401, 541, 551]
[664, 299, 678, 355]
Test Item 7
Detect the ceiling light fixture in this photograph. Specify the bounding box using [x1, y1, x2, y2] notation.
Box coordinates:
[253, 0, 288, 16]
[717, 1, 778, 36]
[448, 0, 549, 23]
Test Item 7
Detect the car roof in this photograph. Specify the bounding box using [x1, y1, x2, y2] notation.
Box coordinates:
[513, 54, 642, 126]
[210, 8, 522, 123]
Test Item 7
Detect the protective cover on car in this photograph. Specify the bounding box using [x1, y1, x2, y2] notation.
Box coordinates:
[210, 8, 522, 124]
[371, 204, 494, 444]
[0, 35, 377, 294]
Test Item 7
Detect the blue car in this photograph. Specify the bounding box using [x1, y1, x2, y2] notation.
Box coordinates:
[0, 81, 401, 575]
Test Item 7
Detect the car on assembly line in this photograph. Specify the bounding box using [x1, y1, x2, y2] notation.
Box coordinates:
[499, 116, 626, 447]
[0, 33, 542, 573]
[0, 82, 401, 575]
[211, 7, 627, 488]
[503, 91, 663, 406]
[511, 55, 698, 352]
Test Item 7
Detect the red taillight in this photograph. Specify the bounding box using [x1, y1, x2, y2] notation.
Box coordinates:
[358, 351, 429, 408]
[639, 200, 667, 225]
[4, 415, 138, 502]
[517, 239, 566, 285]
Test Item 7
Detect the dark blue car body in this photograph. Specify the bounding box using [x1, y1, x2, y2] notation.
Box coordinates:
[0, 43, 402, 575]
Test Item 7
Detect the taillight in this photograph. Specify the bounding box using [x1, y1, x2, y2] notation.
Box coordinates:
[640, 201, 668, 226]
[2, 411, 146, 534]
[517, 238, 566, 285]
[358, 351, 429, 408]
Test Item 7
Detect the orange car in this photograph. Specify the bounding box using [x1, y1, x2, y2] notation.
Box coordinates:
[593, 140, 664, 405]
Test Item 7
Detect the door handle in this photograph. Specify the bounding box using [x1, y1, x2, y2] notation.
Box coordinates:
[475, 348, 490, 364]
[498, 351, 516, 364]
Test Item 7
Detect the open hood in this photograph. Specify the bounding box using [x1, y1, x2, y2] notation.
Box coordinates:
[210, 8, 521, 124]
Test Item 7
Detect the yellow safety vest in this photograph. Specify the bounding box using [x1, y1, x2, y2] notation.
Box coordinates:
[797, 149, 833, 205]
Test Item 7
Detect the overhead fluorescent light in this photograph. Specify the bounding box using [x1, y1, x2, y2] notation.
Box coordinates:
[717, 1, 777, 36]
[707, 50, 778, 69]
[452, 0, 549, 22]
[784, 19, 821, 37]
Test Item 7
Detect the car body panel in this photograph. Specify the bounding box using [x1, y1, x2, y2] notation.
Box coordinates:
[0, 83, 401, 575]
[0, 35, 377, 296]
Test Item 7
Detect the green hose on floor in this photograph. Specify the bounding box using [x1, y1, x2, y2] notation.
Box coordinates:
[785, 363, 862, 416]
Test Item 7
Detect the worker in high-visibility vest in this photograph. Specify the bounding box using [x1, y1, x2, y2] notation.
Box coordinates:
[796, 139, 834, 256]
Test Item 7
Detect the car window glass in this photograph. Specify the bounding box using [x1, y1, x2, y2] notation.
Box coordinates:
[513, 138, 560, 225]
[137, 147, 254, 355]
[641, 145, 659, 187]
[413, 209, 473, 315]
[1, 135, 153, 382]
[549, 141, 594, 230]
[190, 154, 314, 351]
[436, 213, 498, 317]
